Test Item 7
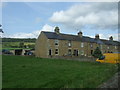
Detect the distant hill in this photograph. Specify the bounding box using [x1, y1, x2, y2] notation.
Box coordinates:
[2, 38, 36, 43]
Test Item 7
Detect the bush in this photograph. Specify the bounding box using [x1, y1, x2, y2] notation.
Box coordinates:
[19, 42, 24, 48]
[92, 47, 103, 58]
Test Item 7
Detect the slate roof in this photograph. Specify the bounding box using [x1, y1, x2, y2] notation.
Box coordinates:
[42, 31, 120, 46]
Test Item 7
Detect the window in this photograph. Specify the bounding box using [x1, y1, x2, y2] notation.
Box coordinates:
[115, 46, 117, 49]
[55, 40, 59, 45]
[90, 44, 93, 48]
[99, 56, 105, 60]
[55, 49, 59, 55]
[68, 49, 72, 55]
[81, 50, 84, 55]
[68, 41, 72, 47]
[81, 42, 84, 48]
[107, 46, 109, 49]
[73, 49, 78, 56]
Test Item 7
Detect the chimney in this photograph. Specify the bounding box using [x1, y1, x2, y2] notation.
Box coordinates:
[95, 34, 99, 39]
[78, 31, 83, 38]
[109, 36, 113, 41]
[54, 26, 60, 34]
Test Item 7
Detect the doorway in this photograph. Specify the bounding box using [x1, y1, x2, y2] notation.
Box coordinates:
[91, 50, 93, 55]
[73, 49, 78, 56]
[49, 49, 52, 55]
[15, 49, 22, 55]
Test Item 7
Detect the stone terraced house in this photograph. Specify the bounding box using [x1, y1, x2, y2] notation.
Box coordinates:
[35, 27, 120, 58]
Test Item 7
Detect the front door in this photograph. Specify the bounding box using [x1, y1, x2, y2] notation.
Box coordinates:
[73, 49, 78, 56]
[91, 50, 93, 55]
[49, 49, 52, 56]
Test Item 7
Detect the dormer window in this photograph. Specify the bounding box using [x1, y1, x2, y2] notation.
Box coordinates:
[55, 40, 59, 45]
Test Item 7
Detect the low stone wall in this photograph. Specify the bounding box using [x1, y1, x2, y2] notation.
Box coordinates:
[49, 56, 96, 62]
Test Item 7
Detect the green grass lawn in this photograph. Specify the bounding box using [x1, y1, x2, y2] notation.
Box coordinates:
[2, 55, 118, 88]
[2, 48, 33, 50]
[2, 42, 35, 50]
[2, 42, 20, 48]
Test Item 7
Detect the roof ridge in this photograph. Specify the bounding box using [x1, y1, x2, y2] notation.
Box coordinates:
[43, 31, 120, 43]
[43, 31, 91, 38]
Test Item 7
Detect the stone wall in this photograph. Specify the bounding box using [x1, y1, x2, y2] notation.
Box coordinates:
[48, 55, 96, 62]
[35, 32, 48, 58]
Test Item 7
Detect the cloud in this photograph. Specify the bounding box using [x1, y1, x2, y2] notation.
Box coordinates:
[100, 33, 120, 41]
[1, 24, 119, 41]
[50, 2, 118, 30]
[2, 24, 54, 38]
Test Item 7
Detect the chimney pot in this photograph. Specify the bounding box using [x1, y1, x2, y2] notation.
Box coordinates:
[109, 36, 113, 41]
[95, 34, 99, 39]
[54, 26, 60, 34]
[78, 31, 83, 37]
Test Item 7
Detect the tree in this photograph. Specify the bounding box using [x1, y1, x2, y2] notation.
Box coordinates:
[27, 44, 35, 49]
[92, 47, 103, 58]
[19, 42, 24, 48]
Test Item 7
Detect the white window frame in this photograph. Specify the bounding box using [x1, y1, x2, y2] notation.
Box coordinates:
[90, 44, 93, 48]
[68, 41, 72, 47]
[77, 49, 79, 56]
[81, 42, 84, 48]
[55, 48, 59, 55]
[81, 50, 84, 55]
[68, 49, 72, 55]
[55, 40, 59, 46]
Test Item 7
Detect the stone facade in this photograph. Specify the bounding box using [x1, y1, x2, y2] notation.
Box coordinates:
[35, 27, 119, 58]
[35, 32, 48, 58]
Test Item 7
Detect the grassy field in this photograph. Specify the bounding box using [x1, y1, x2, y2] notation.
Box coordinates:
[2, 48, 33, 50]
[2, 42, 20, 48]
[2, 42, 35, 49]
[2, 55, 118, 88]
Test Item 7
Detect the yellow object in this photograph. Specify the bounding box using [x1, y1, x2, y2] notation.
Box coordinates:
[96, 53, 120, 64]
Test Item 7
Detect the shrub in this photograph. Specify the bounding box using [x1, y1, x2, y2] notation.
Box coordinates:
[92, 47, 103, 58]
